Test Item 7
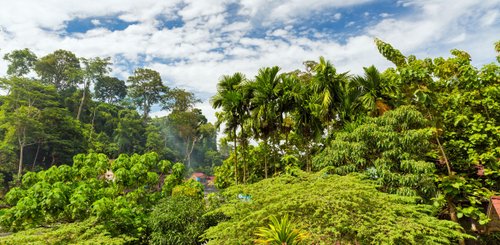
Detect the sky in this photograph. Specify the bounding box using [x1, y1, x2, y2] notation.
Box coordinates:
[0, 0, 499, 123]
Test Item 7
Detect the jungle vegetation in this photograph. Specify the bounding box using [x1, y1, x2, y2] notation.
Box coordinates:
[0, 39, 499, 244]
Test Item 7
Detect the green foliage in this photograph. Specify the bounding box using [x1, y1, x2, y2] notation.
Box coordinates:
[148, 195, 207, 245]
[0, 152, 182, 241]
[172, 179, 204, 199]
[375, 38, 407, 67]
[203, 172, 471, 244]
[0, 77, 85, 177]
[254, 214, 307, 245]
[0, 217, 136, 244]
[95, 76, 128, 104]
[432, 50, 500, 224]
[372, 41, 500, 230]
[3, 48, 38, 77]
[114, 109, 146, 154]
[313, 106, 437, 198]
[127, 68, 169, 120]
[34, 49, 81, 91]
[351, 65, 392, 116]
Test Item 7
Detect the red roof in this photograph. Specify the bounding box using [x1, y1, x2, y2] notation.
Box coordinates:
[192, 172, 206, 178]
[491, 196, 500, 219]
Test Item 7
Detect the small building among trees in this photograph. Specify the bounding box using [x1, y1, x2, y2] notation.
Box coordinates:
[486, 196, 500, 233]
[190, 172, 207, 183]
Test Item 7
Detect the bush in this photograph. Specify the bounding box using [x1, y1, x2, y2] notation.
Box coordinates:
[0, 217, 136, 244]
[202, 171, 472, 244]
[0, 152, 185, 242]
[148, 195, 207, 245]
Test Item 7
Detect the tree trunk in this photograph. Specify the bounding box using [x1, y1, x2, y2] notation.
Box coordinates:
[242, 145, 246, 184]
[32, 143, 40, 170]
[18, 128, 26, 178]
[264, 153, 268, 179]
[307, 147, 311, 172]
[51, 152, 56, 166]
[437, 134, 465, 245]
[187, 136, 198, 169]
[18, 143, 24, 177]
[185, 136, 191, 168]
[234, 127, 238, 185]
[436, 134, 452, 175]
[142, 98, 150, 122]
[88, 106, 98, 142]
[76, 82, 88, 121]
[447, 198, 466, 245]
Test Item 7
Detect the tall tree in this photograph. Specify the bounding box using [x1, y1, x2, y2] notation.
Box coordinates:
[287, 71, 323, 172]
[76, 57, 111, 121]
[3, 106, 44, 177]
[162, 88, 200, 112]
[168, 109, 208, 168]
[0, 77, 57, 177]
[211, 73, 245, 184]
[163, 89, 204, 168]
[94, 76, 127, 104]
[3, 48, 38, 77]
[250, 66, 282, 177]
[34, 50, 81, 91]
[127, 68, 168, 121]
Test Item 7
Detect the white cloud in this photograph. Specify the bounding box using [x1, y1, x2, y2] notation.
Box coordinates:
[333, 13, 342, 21]
[480, 10, 498, 27]
[368, 0, 499, 63]
[447, 33, 467, 44]
[238, 0, 372, 24]
[91, 19, 101, 26]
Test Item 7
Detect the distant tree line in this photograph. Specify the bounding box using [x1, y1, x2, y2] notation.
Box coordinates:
[0, 48, 224, 191]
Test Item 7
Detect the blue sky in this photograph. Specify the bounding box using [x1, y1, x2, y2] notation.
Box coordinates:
[0, 0, 499, 122]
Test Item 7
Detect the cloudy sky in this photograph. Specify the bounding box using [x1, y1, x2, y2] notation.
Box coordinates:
[0, 0, 499, 122]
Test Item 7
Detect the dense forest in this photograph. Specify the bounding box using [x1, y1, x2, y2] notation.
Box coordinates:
[0, 48, 224, 189]
[0, 39, 499, 244]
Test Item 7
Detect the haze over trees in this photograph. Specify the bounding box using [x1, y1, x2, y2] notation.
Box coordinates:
[0, 39, 499, 244]
[0, 48, 222, 188]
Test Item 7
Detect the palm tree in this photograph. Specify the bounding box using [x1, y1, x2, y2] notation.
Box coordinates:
[311, 57, 349, 126]
[211, 73, 245, 184]
[277, 74, 299, 150]
[337, 78, 363, 123]
[290, 75, 323, 171]
[250, 66, 282, 177]
[351, 65, 391, 116]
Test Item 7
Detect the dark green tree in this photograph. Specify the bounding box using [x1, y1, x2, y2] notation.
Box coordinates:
[94, 76, 127, 104]
[127, 68, 169, 121]
[113, 109, 145, 154]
